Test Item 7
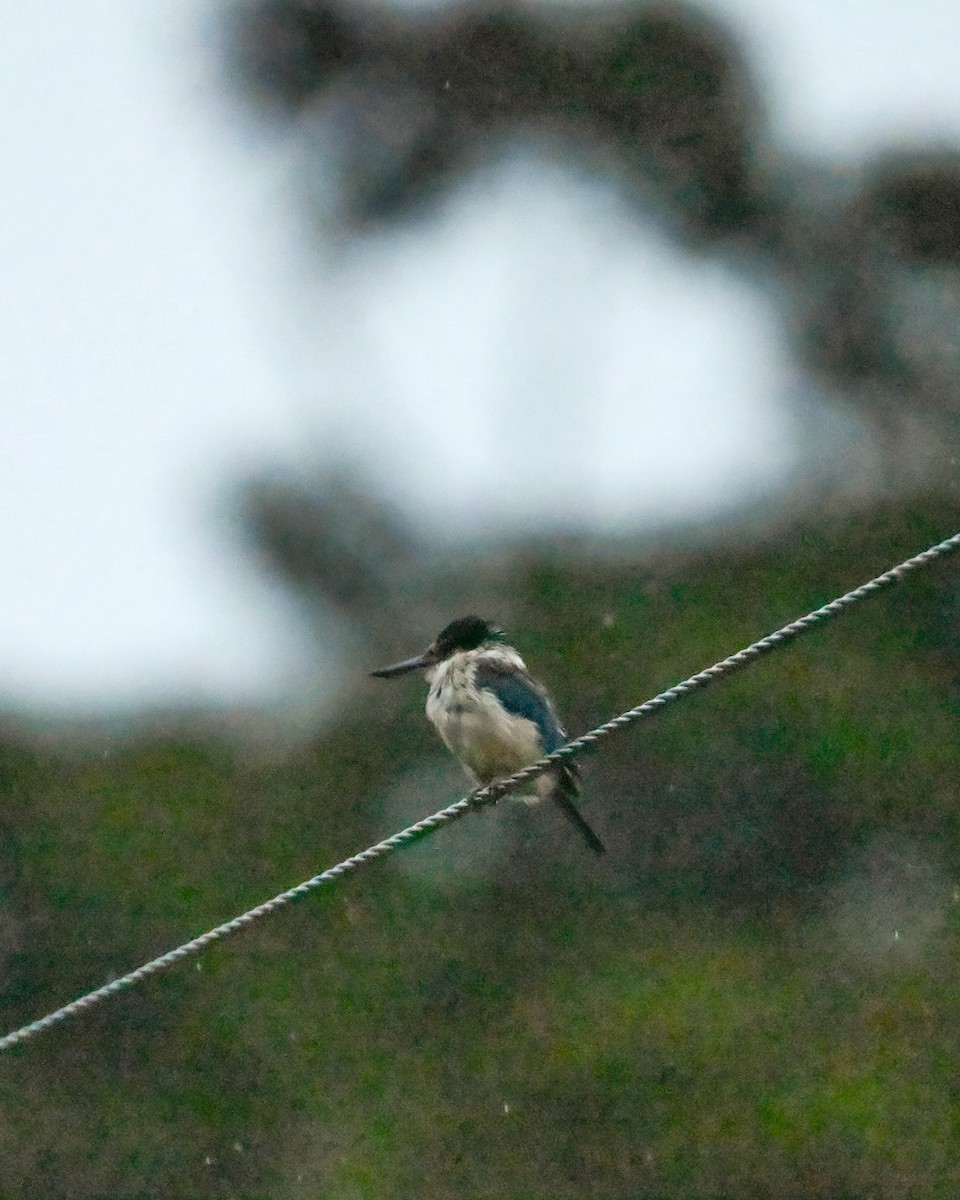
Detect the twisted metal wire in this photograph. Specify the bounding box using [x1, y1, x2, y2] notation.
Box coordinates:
[478, 529, 960, 796]
[0, 797, 477, 1053]
[3, 529, 959, 1053]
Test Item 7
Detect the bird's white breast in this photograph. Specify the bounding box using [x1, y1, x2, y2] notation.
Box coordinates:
[425, 648, 543, 785]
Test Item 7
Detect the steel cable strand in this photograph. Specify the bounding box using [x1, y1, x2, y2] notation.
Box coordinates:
[3, 530, 959, 1052]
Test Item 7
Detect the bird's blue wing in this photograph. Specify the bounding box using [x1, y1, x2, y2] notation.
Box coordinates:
[475, 659, 594, 848]
[474, 661, 566, 752]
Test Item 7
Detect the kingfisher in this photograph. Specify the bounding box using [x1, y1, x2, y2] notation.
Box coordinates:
[371, 615, 605, 855]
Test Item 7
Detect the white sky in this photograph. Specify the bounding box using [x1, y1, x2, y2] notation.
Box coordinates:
[2, 0, 959, 712]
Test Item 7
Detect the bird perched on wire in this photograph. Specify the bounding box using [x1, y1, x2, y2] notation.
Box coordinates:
[371, 615, 605, 855]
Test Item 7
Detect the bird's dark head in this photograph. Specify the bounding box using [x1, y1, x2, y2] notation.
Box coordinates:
[370, 615, 504, 678]
[432, 615, 504, 659]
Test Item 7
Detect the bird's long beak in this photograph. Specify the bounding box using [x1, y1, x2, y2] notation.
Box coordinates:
[370, 653, 430, 679]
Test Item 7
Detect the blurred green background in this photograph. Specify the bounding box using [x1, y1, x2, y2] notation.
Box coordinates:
[4, 501, 960, 1196]
[5, 1, 960, 1196]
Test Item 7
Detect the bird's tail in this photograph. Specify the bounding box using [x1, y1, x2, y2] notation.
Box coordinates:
[548, 766, 606, 856]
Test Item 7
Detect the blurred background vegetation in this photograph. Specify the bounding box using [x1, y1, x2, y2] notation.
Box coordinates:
[3, 1, 960, 1196]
